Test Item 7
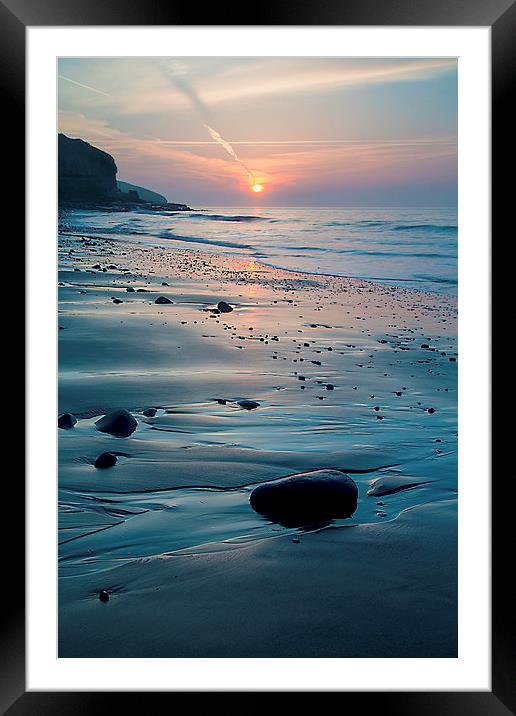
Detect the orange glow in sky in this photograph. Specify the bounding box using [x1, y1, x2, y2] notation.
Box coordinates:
[251, 183, 264, 193]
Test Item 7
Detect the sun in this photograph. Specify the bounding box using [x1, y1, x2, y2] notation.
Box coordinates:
[251, 183, 264, 193]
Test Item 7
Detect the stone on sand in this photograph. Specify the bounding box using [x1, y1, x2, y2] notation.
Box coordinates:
[217, 301, 233, 313]
[155, 296, 173, 304]
[94, 452, 117, 469]
[58, 413, 77, 429]
[237, 400, 260, 410]
[142, 407, 157, 417]
[250, 469, 358, 526]
[95, 409, 137, 437]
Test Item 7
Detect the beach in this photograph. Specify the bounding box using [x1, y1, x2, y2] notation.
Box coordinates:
[58, 221, 458, 658]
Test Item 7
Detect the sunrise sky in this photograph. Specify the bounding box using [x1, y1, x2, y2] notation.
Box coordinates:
[58, 57, 457, 207]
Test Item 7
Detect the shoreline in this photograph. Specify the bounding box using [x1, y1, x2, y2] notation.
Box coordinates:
[58, 203, 458, 298]
[58, 228, 457, 657]
[59, 225, 459, 302]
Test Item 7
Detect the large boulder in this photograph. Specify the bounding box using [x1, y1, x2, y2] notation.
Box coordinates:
[250, 469, 358, 527]
[95, 409, 137, 437]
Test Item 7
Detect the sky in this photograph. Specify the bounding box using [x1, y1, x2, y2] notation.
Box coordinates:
[58, 57, 457, 207]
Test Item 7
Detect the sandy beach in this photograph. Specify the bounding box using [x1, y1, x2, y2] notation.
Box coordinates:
[58, 227, 457, 658]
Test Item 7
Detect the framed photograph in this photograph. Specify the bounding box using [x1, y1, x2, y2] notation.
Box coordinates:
[4, 0, 507, 710]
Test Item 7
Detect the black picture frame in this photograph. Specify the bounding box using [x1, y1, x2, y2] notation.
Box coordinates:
[4, 0, 506, 712]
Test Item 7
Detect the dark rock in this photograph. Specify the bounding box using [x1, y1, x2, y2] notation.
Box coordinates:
[326, 383, 334, 390]
[155, 296, 172, 304]
[94, 452, 117, 469]
[250, 469, 358, 527]
[217, 301, 233, 313]
[58, 134, 118, 203]
[126, 287, 135, 292]
[58, 413, 77, 429]
[112, 298, 123, 304]
[237, 400, 260, 410]
[98, 590, 110, 602]
[142, 407, 157, 417]
[95, 409, 137, 437]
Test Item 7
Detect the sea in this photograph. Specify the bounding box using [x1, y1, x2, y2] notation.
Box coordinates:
[60, 206, 458, 295]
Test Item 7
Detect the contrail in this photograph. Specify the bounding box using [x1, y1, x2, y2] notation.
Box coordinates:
[204, 124, 255, 180]
[58, 75, 110, 97]
[158, 60, 256, 182]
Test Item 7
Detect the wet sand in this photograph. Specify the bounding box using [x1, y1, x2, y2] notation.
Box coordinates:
[58, 230, 458, 657]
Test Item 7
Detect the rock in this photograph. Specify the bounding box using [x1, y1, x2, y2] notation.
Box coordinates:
[326, 383, 334, 390]
[367, 476, 430, 497]
[126, 287, 135, 292]
[237, 400, 260, 410]
[95, 409, 137, 437]
[217, 301, 233, 313]
[155, 296, 172, 304]
[58, 413, 77, 429]
[94, 452, 117, 469]
[142, 407, 157, 417]
[250, 469, 358, 526]
[58, 133, 118, 203]
[98, 590, 110, 602]
[112, 298, 123, 304]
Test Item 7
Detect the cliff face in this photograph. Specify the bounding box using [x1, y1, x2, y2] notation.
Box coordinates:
[58, 134, 119, 202]
[117, 180, 167, 205]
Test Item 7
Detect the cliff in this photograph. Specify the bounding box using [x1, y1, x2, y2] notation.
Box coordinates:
[117, 180, 167, 205]
[58, 133, 192, 210]
[58, 134, 119, 203]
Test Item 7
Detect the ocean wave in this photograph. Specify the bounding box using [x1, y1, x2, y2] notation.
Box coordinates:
[324, 220, 387, 228]
[156, 231, 252, 250]
[335, 250, 454, 259]
[325, 220, 456, 234]
[414, 274, 458, 285]
[191, 213, 268, 222]
[392, 224, 457, 232]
